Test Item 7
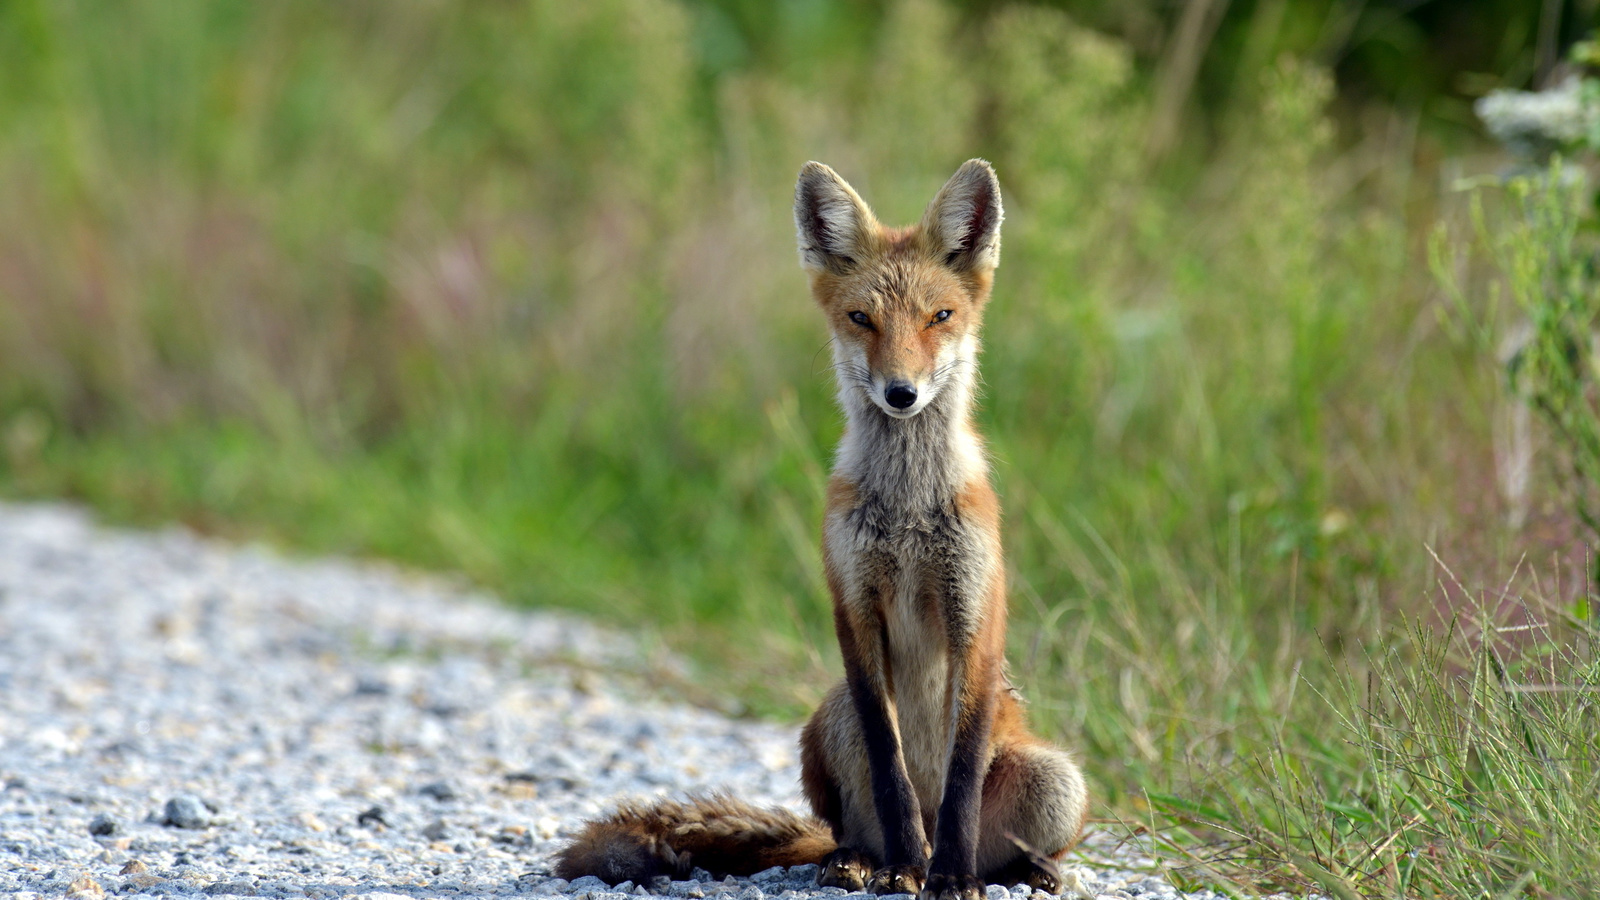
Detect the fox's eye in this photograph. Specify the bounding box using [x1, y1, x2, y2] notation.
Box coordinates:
[930, 309, 952, 326]
[849, 311, 871, 327]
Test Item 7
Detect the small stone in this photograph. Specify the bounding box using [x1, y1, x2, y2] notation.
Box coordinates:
[569, 876, 610, 892]
[752, 868, 786, 883]
[504, 781, 539, 800]
[650, 875, 673, 892]
[614, 881, 635, 894]
[160, 795, 212, 829]
[421, 819, 450, 841]
[204, 880, 258, 896]
[356, 806, 388, 829]
[417, 781, 456, 802]
[691, 869, 715, 883]
[786, 865, 819, 883]
[87, 814, 118, 837]
[494, 825, 533, 847]
[124, 874, 166, 891]
[353, 677, 390, 696]
[667, 881, 706, 898]
[120, 861, 148, 875]
[987, 887, 1010, 900]
[65, 875, 104, 899]
[294, 812, 326, 832]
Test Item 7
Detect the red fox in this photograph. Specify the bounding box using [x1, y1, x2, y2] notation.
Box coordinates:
[555, 160, 1088, 900]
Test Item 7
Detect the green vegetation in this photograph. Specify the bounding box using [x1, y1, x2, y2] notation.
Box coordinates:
[1, 1, 1595, 896]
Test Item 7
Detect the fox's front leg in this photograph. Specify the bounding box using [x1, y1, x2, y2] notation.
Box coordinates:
[922, 622, 1002, 900]
[923, 493, 1008, 900]
[830, 602, 930, 894]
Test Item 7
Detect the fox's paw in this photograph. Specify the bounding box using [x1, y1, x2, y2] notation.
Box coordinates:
[989, 832, 1065, 895]
[917, 872, 982, 900]
[867, 864, 926, 896]
[818, 848, 874, 892]
[1014, 861, 1060, 895]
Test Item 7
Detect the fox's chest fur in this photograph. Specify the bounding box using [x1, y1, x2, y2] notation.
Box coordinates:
[823, 390, 1001, 817]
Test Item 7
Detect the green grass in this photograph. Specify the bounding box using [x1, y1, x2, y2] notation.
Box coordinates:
[1, 1, 1596, 896]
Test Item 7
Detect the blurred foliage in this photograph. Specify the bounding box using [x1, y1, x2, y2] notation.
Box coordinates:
[1438, 166, 1600, 566]
[691, 0, 1594, 135]
[0, 0, 1595, 895]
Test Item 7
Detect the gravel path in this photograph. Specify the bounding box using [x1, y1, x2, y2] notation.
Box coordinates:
[0, 503, 1242, 900]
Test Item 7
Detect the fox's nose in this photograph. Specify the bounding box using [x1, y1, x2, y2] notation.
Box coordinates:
[885, 382, 918, 410]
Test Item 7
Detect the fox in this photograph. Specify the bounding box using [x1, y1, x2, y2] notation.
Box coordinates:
[555, 160, 1088, 900]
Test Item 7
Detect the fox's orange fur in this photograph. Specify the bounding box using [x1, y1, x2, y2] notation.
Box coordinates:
[555, 161, 1087, 900]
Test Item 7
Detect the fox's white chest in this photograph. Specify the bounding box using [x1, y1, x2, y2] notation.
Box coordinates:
[883, 586, 952, 829]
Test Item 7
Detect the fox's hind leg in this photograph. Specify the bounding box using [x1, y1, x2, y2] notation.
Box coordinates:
[975, 739, 1087, 892]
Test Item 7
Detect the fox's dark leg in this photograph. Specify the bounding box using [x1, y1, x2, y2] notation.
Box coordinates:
[921, 629, 1001, 900]
[921, 487, 1009, 900]
[834, 607, 929, 894]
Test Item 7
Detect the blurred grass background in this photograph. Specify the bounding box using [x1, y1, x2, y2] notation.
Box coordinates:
[2, 0, 1597, 894]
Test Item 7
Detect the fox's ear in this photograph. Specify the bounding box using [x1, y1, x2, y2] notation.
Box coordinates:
[795, 162, 877, 274]
[922, 159, 1002, 273]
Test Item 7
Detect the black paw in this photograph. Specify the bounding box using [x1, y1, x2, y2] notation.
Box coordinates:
[818, 848, 874, 892]
[867, 864, 926, 896]
[987, 836, 1064, 894]
[917, 872, 983, 900]
[1015, 861, 1060, 895]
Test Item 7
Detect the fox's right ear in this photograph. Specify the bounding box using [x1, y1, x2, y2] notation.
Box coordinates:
[794, 162, 877, 274]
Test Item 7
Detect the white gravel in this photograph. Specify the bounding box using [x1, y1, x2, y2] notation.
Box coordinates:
[0, 502, 1265, 900]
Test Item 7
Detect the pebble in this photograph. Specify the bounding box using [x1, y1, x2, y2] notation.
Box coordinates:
[65, 875, 104, 900]
[161, 794, 214, 829]
[419, 780, 458, 802]
[356, 806, 389, 829]
[0, 503, 1255, 900]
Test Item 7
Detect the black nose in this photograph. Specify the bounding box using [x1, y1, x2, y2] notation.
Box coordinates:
[885, 382, 918, 410]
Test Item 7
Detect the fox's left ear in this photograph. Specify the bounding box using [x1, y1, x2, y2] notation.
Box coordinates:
[921, 159, 1003, 273]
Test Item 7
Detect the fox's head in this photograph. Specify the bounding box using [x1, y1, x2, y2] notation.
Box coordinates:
[794, 159, 1002, 420]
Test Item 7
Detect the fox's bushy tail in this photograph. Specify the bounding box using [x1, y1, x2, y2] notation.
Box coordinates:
[553, 794, 836, 886]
